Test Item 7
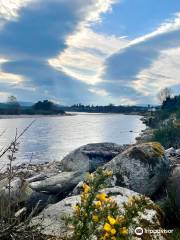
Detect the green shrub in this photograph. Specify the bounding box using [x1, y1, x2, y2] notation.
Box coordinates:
[66, 168, 166, 240]
[176, 109, 180, 120]
[171, 229, 180, 240]
[153, 125, 180, 148]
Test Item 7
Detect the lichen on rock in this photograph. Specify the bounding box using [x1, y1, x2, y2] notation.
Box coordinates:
[104, 142, 170, 196]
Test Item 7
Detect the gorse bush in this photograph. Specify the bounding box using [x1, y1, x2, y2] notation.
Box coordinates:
[66, 168, 163, 240]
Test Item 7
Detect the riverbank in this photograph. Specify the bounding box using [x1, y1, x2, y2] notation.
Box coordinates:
[0, 112, 74, 119]
[1, 141, 180, 239]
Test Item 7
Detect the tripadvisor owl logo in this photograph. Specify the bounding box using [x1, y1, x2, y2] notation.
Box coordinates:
[134, 227, 144, 236]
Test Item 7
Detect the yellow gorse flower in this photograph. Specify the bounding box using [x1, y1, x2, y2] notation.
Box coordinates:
[74, 204, 80, 214]
[103, 223, 112, 232]
[103, 170, 113, 177]
[92, 215, 99, 222]
[83, 183, 90, 193]
[119, 227, 128, 236]
[108, 216, 116, 225]
[100, 233, 109, 240]
[88, 173, 94, 181]
[111, 236, 116, 240]
[95, 201, 102, 208]
[110, 228, 116, 235]
[96, 193, 107, 202]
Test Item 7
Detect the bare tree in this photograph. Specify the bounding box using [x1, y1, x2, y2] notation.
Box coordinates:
[157, 87, 172, 103]
[7, 96, 19, 106]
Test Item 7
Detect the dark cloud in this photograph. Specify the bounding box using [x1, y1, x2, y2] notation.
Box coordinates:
[0, 0, 93, 58]
[0, 0, 104, 103]
[103, 27, 180, 82]
[2, 59, 97, 104]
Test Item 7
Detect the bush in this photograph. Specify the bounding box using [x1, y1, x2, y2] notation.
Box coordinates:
[171, 229, 180, 240]
[153, 125, 180, 149]
[176, 109, 180, 120]
[66, 168, 165, 240]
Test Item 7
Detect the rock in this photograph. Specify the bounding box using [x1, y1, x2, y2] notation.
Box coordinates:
[165, 147, 176, 156]
[29, 171, 87, 195]
[25, 191, 58, 213]
[26, 174, 47, 183]
[60, 143, 128, 172]
[13, 161, 62, 180]
[31, 195, 80, 238]
[0, 177, 33, 204]
[176, 149, 180, 156]
[167, 165, 180, 219]
[104, 142, 170, 196]
[0, 177, 33, 216]
[136, 129, 154, 143]
[32, 187, 166, 239]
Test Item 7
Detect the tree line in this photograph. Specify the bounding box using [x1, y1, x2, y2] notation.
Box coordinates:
[0, 97, 65, 115]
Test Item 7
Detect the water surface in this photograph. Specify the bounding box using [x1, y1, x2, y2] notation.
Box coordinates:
[0, 113, 146, 167]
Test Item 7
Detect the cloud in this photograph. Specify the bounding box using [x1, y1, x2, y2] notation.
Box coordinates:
[133, 47, 180, 96]
[0, 0, 127, 104]
[0, 57, 24, 84]
[48, 0, 126, 85]
[49, 27, 127, 84]
[0, 91, 10, 101]
[88, 88, 109, 96]
[0, 0, 120, 102]
[102, 13, 180, 103]
[0, 0, 32, 29]
[0, 0, 179, 105]
[115, 97, 137, 106]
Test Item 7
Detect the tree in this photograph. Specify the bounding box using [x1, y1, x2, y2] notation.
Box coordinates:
[7, 95, 19, 106]
[33, 100, 54, 111]
[157, 88, 172, 103]
[6, 95, 20, 114]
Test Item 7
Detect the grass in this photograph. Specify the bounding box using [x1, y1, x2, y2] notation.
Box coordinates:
[153, 125, 180, 149]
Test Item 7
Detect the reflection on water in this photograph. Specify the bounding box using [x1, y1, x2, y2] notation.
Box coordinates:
[0, 113, 146, 167]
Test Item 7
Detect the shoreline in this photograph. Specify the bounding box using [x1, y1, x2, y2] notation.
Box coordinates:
[0, 112, 145, 119]
[0, 113, 74, 119]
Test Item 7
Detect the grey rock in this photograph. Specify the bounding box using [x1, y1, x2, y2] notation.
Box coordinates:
[31, 187, 165, 239]
[60, 143, 128, 172]
[27, 174, 47, 183]
[167, 165, 180, 218]
[31, 195, 80, 238]
[104, 142, 170, 196]
[176, 149, 180, 156]
[0, 177, 33, 204]
[30, 171, 87, 194]
[25, 191, 58, 214]
[0, 177, 33, 216]
[165, 147, 176, 156]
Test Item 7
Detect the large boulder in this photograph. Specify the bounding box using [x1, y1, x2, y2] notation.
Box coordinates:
[167, 165, 180, 219]
[104, 142, 170, 196]
[31, 187, 166, 239]
[60, 143, 128, 172]
[30, 171, 87, 195]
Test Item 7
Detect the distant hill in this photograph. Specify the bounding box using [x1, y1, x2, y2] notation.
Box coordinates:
[19, 101, 34, 107]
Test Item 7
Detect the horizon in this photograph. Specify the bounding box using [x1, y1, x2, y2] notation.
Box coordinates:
[0, 0, 180, 105]
[0, 99, 157, 107]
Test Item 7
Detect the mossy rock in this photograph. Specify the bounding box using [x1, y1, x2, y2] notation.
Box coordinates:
[105, 142, 170, 196]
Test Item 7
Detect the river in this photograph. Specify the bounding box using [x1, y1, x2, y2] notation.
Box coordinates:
[0, 113, 146, 167]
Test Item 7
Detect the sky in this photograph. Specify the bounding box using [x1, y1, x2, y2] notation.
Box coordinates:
[0, 0, 180, 105]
